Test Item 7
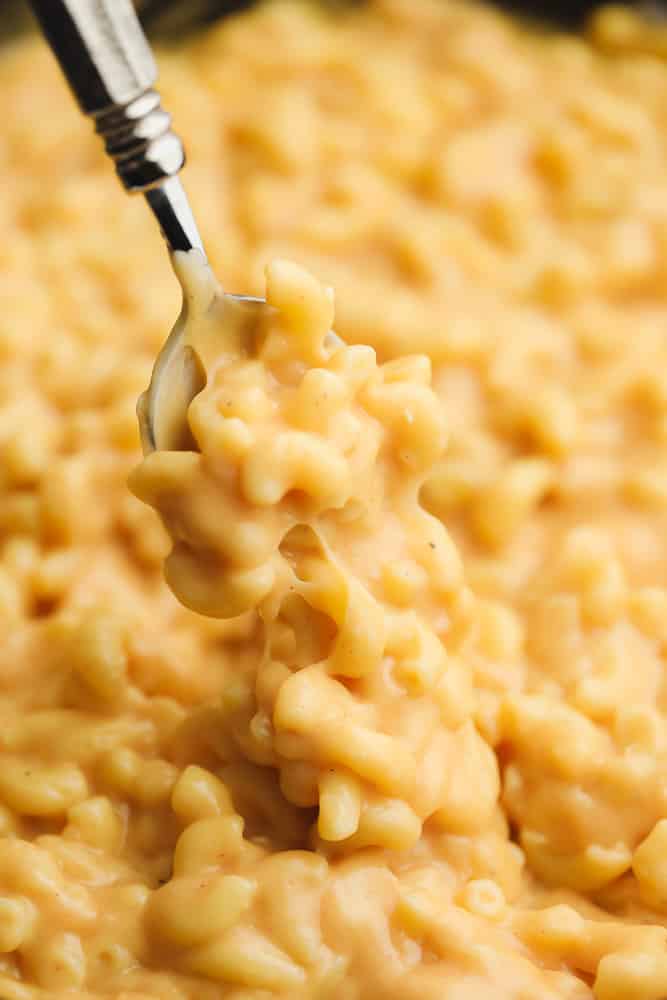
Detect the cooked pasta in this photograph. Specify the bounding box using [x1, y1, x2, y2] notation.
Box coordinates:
[2, 0, 667, 996]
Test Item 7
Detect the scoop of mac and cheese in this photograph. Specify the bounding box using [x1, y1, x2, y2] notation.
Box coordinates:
[131, 252, 497, 857]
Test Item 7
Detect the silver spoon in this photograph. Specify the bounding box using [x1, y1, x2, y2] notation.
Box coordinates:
[28, 0, 267, 453]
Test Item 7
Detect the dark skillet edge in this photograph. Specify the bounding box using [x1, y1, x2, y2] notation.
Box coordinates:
[2, 0, 661, 46]
[497, 0, 632, 28]
[136, 0, 655, 34]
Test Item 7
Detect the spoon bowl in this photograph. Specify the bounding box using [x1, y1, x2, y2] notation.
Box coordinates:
[138, 289, 268, 454]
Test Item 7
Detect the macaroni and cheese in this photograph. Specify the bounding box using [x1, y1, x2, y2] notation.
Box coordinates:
[2, 0, 667, 997]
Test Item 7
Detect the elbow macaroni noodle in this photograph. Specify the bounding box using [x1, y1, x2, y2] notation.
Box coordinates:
[2, 0, 667, 996]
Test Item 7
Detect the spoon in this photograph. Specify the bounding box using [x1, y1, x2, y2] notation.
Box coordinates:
[28, 0, 268, 453]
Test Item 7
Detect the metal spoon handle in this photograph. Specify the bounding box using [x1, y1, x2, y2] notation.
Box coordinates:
[27, 0, 204, 255]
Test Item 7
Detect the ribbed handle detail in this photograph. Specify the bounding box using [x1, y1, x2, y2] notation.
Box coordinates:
[94, 89, 185, 192]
